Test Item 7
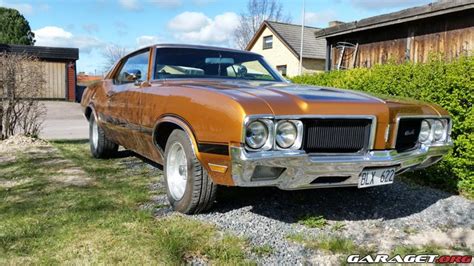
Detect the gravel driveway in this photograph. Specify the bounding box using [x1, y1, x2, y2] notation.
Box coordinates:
[153, 179, 473, 264]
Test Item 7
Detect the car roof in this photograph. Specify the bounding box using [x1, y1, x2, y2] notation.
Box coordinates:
[126, 43, 261, 57]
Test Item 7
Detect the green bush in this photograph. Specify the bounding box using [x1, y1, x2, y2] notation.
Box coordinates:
[292, 56, 473, 198]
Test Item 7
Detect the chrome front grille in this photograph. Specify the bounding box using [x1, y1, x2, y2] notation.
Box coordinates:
[302, 118, 372, 154]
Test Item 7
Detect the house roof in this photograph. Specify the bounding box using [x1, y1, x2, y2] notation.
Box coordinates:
[315, 0, 474, 38]
[246, 21, 326, 59]
[0, 44, 79, 61]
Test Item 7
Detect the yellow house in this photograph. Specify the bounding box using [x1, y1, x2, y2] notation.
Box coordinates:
[246, 21, 326, 77]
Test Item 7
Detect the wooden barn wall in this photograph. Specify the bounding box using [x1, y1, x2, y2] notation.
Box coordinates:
[40, 61, 66, 99]
[328, 9, 474, 69]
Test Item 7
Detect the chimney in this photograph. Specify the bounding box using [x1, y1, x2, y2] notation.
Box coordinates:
[328, 21, 344, 27]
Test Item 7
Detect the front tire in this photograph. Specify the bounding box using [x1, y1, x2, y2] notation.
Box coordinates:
[164, 129, 217, 214]
[89, 115, 118, 158]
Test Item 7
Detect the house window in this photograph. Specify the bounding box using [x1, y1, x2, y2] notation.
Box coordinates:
[276, 65, 287, 76]
[263, 35, 273, 49]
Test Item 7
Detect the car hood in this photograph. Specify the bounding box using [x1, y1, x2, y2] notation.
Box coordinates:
[177, 79, 379, 101]
[164, 79, 442, 120]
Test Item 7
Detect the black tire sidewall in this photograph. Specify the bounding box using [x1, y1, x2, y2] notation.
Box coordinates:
[89, 114, 117, 158]
[164, 130, 198, 213]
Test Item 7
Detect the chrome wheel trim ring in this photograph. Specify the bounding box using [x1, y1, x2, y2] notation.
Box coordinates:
[166, 142, 188, 200]
[91, 119, 99, 150]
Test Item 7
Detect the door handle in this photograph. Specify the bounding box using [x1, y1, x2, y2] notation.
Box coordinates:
[106, 90, 116, 97]
[135, 80, 151, 88]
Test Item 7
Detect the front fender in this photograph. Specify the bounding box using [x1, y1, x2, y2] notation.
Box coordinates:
[153, 115, 201, 159]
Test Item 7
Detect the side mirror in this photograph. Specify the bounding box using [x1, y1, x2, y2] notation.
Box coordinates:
[124, 69, 142, 81]
[236, 65, 247, 77]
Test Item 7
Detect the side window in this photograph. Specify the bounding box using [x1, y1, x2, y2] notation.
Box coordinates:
[114, 50, 149, 84]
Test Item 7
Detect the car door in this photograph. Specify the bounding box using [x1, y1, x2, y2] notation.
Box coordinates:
[105, 48, 151, 151]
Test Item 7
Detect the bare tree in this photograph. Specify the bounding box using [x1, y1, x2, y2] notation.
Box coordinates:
[0, 52, 46, 139]
[234, 0, 291, 49]
[102, 45, 129, 71]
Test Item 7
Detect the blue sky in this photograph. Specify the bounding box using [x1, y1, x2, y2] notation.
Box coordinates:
[1, 0, 432, 74]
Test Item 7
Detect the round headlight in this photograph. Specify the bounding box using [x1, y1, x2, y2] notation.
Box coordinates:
[432, 120, 446, 141]
[245, 121, 268, 149]
[276, 121, 297, 148]
[418, 120, 431, 143]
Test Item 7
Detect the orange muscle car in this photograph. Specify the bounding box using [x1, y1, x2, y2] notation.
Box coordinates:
[81, 44, 453, 214]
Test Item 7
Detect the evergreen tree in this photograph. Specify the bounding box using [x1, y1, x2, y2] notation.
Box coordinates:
[0, 7, 35, 45]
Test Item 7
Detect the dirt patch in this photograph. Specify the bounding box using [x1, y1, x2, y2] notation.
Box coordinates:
[1, 135, 93, 187]
[0, 178, 32, 189]
[0, 134, 47, 147]
[0, 135, 50, 155]
[408, 228, 474, 248]
[0, 155, 16, 165]
[51, 168, 94, 187]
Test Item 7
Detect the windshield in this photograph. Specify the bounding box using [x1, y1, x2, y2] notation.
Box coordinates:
[154, 48, 282, 82]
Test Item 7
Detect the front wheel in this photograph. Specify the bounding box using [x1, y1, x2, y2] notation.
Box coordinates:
[164, 129, 217, 214]
[89, 115, 118, 158]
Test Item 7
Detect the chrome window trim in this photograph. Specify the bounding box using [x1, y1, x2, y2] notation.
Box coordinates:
[391, 114, 451, 149]
[242, 114, 377, 153]
[150, 47, 284, 82]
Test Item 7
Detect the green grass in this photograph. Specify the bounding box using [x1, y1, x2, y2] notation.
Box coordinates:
[287, 234, 374, 255]
[402, 226, 419, 235]
[0, 140, 250, 264]
[331, 222, 346, 232]
[391, 244, 442, 256]
[298, 215, 328, 229]
[391, 243, 473, 257]
[251, 244, 274, 257]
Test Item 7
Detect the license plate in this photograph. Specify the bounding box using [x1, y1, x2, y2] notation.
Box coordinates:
[358, 167, 396, 188]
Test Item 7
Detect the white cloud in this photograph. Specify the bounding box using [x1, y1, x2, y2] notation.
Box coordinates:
[136, 35, 160, 47]
[34, 26, 103, 53]
[304, 10, 337, 27]
[118, 0, 141, 11]
[169, 12, 239, 47]
[350, 0, 430, 10]
[0, 1, 33, 14]
[168, 11, 210, 32]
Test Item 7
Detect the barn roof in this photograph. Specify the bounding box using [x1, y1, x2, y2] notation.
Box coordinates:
[0, 44, 79, 61]
[246, 21, 326, 59]
[315, 0, 474, 38]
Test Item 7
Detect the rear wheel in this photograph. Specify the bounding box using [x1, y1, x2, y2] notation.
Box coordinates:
[164, 129, 217, 214]
[89, 115, 118, 158]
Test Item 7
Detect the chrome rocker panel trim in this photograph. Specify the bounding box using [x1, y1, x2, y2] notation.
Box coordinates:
[230, 143, 452, 190]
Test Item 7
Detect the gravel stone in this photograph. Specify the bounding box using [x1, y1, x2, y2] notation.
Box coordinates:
[152, 180, 473, 264]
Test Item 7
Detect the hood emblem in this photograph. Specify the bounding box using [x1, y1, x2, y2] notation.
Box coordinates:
[404, 129, 415, 136]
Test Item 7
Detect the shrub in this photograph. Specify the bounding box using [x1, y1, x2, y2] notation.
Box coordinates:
[0, 52, 46, 139]
[292, 56, 473, 198]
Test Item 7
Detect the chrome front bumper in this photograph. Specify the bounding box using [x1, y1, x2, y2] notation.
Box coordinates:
[230, 144, 452, 190]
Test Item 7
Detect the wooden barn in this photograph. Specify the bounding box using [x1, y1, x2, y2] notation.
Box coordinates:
[315, 0, 474, 70]
[0, 44, 79, 100]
